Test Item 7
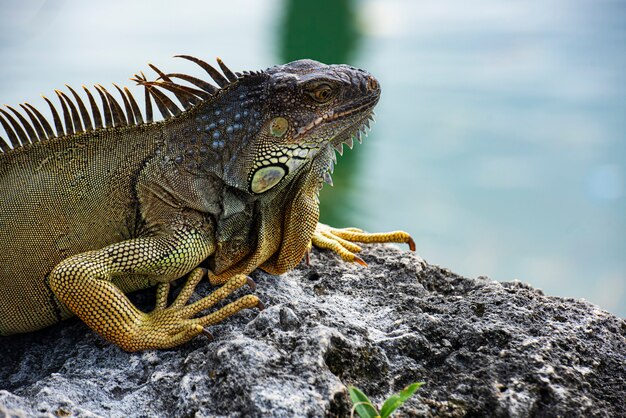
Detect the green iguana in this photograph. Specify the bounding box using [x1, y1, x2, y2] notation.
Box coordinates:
[0, 56, 414, 351]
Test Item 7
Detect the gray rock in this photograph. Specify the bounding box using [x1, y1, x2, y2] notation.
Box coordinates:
[1, 245, 624, 417]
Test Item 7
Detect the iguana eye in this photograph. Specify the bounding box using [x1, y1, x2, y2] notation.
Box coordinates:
[309, 84, 333, 103]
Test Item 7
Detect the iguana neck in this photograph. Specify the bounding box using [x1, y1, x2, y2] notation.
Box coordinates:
[212, 144, 332, 277]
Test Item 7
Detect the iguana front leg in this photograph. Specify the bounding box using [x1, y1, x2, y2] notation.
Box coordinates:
[311, 223, 415, 265]
[49, 228, 261, 351]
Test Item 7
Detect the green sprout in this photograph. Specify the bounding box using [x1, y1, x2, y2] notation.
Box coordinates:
[348, 382, 424, 418]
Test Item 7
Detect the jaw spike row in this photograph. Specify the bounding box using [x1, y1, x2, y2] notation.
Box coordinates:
[323, 171, 334, 186]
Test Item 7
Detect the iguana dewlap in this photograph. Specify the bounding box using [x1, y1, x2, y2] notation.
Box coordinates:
[0, 56, 414, 351]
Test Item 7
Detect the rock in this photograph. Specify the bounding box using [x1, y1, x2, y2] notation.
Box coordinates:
[1, 245, 624, 417]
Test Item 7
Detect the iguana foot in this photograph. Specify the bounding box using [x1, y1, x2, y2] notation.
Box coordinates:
[311, 223, 415, 266]
[125, 269, 261, 351]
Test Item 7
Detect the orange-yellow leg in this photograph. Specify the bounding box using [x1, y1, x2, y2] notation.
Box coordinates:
[310, 223, 415, 265]
[49, 230, 263, 351]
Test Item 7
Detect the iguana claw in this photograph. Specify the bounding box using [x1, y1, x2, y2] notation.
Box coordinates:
[353, 255, 368, 267]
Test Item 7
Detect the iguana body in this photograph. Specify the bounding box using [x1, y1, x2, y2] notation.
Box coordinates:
[0, 56, 413, 351]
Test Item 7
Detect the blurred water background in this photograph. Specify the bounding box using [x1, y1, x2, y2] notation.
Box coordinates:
[1, 0, 624, 317]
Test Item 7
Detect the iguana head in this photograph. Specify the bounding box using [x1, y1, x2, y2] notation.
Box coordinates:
[203, 59, 381, 196]
[243, 59, 380, 195]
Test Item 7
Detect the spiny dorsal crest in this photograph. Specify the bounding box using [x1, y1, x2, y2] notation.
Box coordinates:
[0, 55, 258, 154]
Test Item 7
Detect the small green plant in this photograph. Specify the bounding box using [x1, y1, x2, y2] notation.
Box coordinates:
[348, 382, 424, 418]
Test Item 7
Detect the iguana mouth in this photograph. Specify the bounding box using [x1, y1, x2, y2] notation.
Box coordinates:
[293, 95, 379, 144]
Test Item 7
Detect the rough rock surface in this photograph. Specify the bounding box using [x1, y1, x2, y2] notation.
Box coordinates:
[1, 245, 624, 417]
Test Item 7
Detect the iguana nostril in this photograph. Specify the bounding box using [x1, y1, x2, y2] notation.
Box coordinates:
[366, 76, 379, 92]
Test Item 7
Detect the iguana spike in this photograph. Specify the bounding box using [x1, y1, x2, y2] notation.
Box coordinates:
[6, 105, 37, 143]
[0, 112, 21, 147]
[146, 86, 172, 119]
[0, 134, 10, 152]
[19, 104, 47, 141]
[56, 90, 84, 134]
[144, 87, 154, 123]
[166, 73, 218, 94]
[41, 96, 65, 136]
[123, 86, 143, 124]
[334, 143, 344, 155]
[54, 90, 75, 135]
[113, 83, 135, 125]
[97, 85, 127, 127]
[0, 107, 30, 145]
[175, 55, 229, 87]
[216, 57, 238, 82]
[146, 85, 181, 118]
[157, 81, 211, 100]
[93, 85, 114, 128]
[140, 80, 205, 109]
[131, 72, 174, 120]
[147, 63, 166, 79]
[82, 86, 103, 129]
[156, 81, 200, 105]
[23, 103, 54, 138]
[344, 136, 353, 149]
[66, 85, 93, 131]
[133, 73, 154, 123]
[149, 64, 195, 109]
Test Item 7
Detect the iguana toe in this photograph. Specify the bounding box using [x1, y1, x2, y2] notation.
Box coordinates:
[311, 223, 415, 265]
[122, 273, 260, 351]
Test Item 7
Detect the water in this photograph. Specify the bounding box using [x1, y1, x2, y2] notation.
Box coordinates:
[1, 0, 624, 317]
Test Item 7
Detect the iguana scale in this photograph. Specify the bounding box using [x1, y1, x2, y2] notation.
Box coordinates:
[0, 56, 414, 351]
